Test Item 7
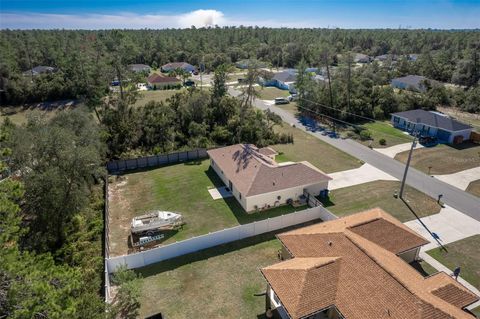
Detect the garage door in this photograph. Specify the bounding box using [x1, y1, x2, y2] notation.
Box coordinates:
[437, 129, 451, 142]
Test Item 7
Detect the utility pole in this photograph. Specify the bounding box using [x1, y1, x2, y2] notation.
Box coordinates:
[399, 133, 417, 198]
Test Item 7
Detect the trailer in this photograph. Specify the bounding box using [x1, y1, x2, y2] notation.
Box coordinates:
[131, 210, 184, 235]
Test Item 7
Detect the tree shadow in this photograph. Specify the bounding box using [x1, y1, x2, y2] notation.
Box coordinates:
[135, 219, 320, 278]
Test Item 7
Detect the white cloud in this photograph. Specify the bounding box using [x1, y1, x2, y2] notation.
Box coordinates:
[0, 10, 229, 29]
[178, 9, 226, 28]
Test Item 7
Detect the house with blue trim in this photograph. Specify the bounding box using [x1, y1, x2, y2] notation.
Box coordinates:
[161, 62, 196, 73]
[391, 109, 473, 144]
[390, 75, 438, 92]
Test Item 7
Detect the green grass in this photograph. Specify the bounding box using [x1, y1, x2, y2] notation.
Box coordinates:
[0, 105, 78, 126]
[320, 180, 441, 222]
[359, 121, 413, 148]
[395, 142, 480, 175]
[471, 305, 480, 318]
[134, 89, 184, 107]
[136, 232, 283, 319]
[427, 235, 480, 290]
[108, 159, 304, 256]
[272, 124, 362, 173]
[466, 180, 480, 198]
[256, 87, 290, 100]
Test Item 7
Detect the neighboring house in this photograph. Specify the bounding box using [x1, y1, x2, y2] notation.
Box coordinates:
[22, 66, 56, 76]
[146, 73, 181, 89]
[390, 75, 438, 92]
[261, 208, 479, 319]
[391, 109, 473, 143]
[128, 64, 151, 73]
[407, 53, 420, 62]
[374, 54, 398, 62]
[207, 144, 331, 212]
[261, 69, 297, 92]
[353, 53, 371, 63]
[235, 59, 266, 69]
[161, 62, 196, 73]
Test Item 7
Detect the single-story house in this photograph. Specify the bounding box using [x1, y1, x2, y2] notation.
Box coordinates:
[390, 75, 438, 92]
[161, 62, 196, 73]
[22, 66, 56, 76]
[374, 54, 398, 62]
[353, 53, 371, 63]
[391, 109, 473, 144]
[146, 73, 181, 89]
[128, 64, 151, 73]
[207, 144, 331, 212]
[261, 69, 297, 92]
[235, 59, 266, 69]
[261, 208, 479, 319]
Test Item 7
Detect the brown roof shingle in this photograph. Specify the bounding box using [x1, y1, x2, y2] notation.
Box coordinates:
[262, 208, 478, 319]
[207, 144, 331, 197]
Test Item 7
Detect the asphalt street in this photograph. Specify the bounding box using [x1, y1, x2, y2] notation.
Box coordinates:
[228, 87, 480, 221]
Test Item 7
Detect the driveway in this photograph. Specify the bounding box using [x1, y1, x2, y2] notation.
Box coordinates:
[374, 142, 424, 158]
[228, 87, 480, 221]
[328, 163, 397, 190]
[434, 166, 480, 190]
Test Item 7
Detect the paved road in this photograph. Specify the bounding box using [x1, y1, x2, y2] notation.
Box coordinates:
[229, 87, 480, 221]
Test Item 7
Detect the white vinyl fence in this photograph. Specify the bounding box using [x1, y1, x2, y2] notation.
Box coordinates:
[107, 205, 338, 273]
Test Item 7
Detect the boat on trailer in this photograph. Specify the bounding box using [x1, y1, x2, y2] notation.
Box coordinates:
[131, 210, 184, 235]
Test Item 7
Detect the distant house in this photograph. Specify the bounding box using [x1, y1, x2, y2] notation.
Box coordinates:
[207, 144, 331, 212]
[407, 53, 420, 62]
[161, 62, 196, 73]
[391, 109, 473, 144]
[261, 208, 479, 319]
[235, 59, 266, 69]
[374, 54, 398, 62]
[128, 64, 151, 73]
[147, 73, 181, 89]
[390, 75, 438, 92]
[261, 69, 297, 92]
[353, 53, 371, 63]
[22, 66, 56, 76]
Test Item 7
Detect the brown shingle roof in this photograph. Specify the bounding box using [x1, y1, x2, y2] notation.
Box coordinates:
[147, 73, 180, 84]
[262, 208, 478, 319]
[207, 144, 331, 197]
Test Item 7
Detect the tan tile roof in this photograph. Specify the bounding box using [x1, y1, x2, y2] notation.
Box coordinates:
[207, 144, 331, 197]
[261, 208, 478, 319]
[147, 73, 180, 84]
[258, 147, 278, 156]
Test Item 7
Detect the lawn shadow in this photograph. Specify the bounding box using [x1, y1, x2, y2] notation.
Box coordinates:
[318, 195, 335, 208]
[409, 261, 437, 277]
[135, 219, 320, 278]
[111, 158, 208, 176]
[445, 141, 480, 151]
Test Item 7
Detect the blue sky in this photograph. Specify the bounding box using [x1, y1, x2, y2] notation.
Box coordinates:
[1, 0, 479, 29]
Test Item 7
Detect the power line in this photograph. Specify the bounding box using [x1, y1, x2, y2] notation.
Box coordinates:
[298, 96, 376, 123]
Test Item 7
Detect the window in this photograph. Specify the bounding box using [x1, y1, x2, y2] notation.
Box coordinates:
[239, 193, 242, 199]
[211, 160, 215, 166]
[393, 116, 400, 123]
[277, 195, 281, 200]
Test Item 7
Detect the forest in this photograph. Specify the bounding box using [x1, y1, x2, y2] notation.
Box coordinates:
[1, 27, 479, 112]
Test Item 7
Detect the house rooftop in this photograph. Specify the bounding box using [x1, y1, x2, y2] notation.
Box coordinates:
[147, 73, 180, 84]
[207, 144, 331, 197]
[392, 109, 472, 132]
[273, 70, 297, 83]
[262, 208, 479, 319]
[161, 62, 194, 69]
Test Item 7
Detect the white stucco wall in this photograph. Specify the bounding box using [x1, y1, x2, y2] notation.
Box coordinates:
[398, 247, 420, 263]
[210, 159, 247, 210]
[245, 181, 329, 212]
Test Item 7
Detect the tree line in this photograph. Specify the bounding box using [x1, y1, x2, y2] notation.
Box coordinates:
[1, 28, 479, 109]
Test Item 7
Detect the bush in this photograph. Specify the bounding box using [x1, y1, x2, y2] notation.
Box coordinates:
[379, 138, 386, 145]
[359, 129, 372, 141]
[346, 131, 356, 139]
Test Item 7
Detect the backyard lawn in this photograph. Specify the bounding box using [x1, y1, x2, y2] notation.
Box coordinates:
[272, 123, 362, 173]
[466, 180, 480, 198]
[320, 180, 442, 222]
[359, 121, 413, 148]
[427, 235, 480, 291]
[395, 143, 480, 175]
[134, 89, 184, 107]
[0, 103, 79, 125]
[256, 87, 290, 100]
[136, 233, 282, 319]
[108, 159, 304, 256]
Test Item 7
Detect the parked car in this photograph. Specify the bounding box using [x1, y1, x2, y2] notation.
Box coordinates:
[184, 80, 195, 87]
[419, 135, 438, 147]
[287, 94, 298, 101]
[274, 97, 290, 105]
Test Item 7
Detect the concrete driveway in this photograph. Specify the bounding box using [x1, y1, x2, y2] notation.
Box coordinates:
[434, 166, 480, 190]
[328, 163, 397, 190]
[404, 205, 480, 251]
[374, 142, 424, 158]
